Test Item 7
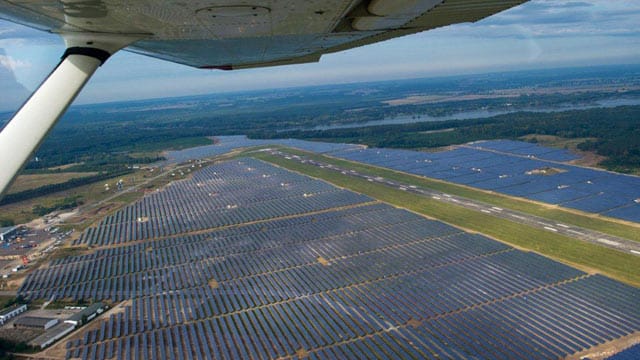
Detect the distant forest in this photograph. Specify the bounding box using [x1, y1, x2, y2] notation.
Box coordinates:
[256, 106, 640, 173]
[1, 65, 639, 173]
[11, 104, 640, 174]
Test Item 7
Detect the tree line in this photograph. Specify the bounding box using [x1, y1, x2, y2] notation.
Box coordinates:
[256, 106, 640, 173]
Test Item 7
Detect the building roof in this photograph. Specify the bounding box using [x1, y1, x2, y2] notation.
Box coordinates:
[67, 302, 104, 322]
[14, 316, 57, 327]
[0, 225, 18, 234]
[29, 323, 75, 347]
[0, 303, 26, 317]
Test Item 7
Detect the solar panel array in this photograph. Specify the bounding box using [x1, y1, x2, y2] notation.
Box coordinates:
[76, 159, 371, 245]
[165, 137, 640, 223]
[19, 158, 640, 359]
[331, 141, 640, 223]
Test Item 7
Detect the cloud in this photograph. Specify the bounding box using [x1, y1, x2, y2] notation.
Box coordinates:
[469, 0, 640, 39]
[553, 2, 593, 8]
[0, 19, 60, 45]
[0, 54, 30, 70]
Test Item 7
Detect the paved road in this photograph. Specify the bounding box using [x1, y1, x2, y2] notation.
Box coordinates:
[270, 150, 640, 256]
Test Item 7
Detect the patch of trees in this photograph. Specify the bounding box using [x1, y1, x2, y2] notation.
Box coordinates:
[0, 338, 37, 356]
[32, 196, 83, 216]
[26, 123, 189, 170]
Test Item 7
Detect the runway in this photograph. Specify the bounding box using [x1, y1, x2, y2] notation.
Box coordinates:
[271, 150, 640, 256]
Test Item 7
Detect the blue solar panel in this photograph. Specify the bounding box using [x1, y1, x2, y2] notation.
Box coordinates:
[607, 344, 640, 360]
[528, 188, 593, 204]
[164, 138, 640, 223]
[500, 181, 559, 197]
[329, 142, 640, 223]
[564, 194, 633, 213]
[13, 157, 640, 359]
[469, 140, 580, 162]
[449, 171, 501, 185]
[602, 204, 640, 222]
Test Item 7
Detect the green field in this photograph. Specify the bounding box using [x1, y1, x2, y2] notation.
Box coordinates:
[278, 147, 640, 243]
[253, 151, 640, 287]
[7, 172, 98, 194]
[0, 170, 150, 226]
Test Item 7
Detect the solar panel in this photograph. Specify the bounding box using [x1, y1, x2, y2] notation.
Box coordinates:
[17, 158, 639, 359]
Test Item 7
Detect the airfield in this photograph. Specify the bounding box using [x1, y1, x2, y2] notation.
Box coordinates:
[15, 142, 640, 358]
[267, 150, 640, 256]
[167, 137, 640, 224]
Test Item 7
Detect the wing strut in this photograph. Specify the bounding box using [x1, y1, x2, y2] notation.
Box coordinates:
[0, 34, 140, 199]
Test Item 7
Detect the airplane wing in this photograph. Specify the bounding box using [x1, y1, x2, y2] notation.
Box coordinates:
[0, 0, 527, 69]
[0, 0, 528, 198]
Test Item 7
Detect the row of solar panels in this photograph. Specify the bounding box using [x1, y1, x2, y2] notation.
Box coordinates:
[16, 158, 638, 360]
[23, 218, 485, 301]
[54, 203, 401, 266]
[63, 275, 638, 360]
[468, 139, 579, 162]
[165, 137, 640, 222]
[76, 159, 372, 246]
[331, 145, 640, 222]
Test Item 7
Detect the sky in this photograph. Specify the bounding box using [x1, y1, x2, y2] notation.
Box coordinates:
[1, 0, 640, 111]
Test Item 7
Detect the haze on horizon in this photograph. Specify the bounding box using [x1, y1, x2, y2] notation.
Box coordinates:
[1, 0, 640, 111]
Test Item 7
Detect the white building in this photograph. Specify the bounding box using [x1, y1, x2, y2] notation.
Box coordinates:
[0, 304, 27, 325]
[0, 226, 19, 241]
[64, 302, 106, 326]
[14, 316, 59, 330]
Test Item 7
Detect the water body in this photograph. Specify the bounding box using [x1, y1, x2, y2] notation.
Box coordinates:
[309, 97, 640, 131]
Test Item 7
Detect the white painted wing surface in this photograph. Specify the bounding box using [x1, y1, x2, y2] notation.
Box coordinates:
[0, 0, 527, 69]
